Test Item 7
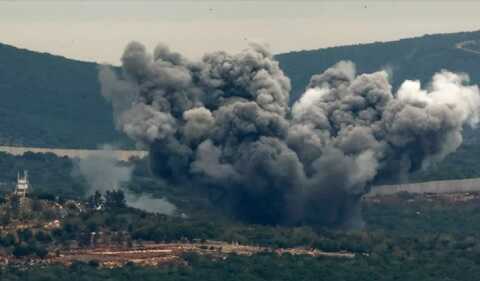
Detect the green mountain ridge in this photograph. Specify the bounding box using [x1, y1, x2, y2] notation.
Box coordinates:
[2, 30, 480, 152]
[277, 30, 480, 101]
[0, 42, 128, 149]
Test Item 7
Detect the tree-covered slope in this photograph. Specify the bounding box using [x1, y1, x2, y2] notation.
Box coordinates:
[0, 43, 129, 148]
[276, 30, 480, 101]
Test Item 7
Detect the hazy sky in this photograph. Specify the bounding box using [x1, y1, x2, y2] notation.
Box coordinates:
[1, 1, 480, 64]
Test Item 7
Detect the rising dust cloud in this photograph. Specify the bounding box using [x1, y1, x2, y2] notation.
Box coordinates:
[74, 146, 176, 215]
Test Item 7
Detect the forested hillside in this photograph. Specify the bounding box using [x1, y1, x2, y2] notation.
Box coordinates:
[276, 30, 480, 101]
[0, 43, 129, 148]
[2, 30, 480, 151]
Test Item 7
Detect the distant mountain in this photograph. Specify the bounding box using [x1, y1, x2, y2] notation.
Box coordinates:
[2, 30, 480, 149]
[0, 43, 130, 148]
[276, 30, 480, 102]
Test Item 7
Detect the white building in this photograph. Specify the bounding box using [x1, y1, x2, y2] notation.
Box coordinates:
[15, 170, 30, 199]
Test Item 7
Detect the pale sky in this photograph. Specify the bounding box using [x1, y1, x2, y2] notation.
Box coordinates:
[1, 1, 480, 64]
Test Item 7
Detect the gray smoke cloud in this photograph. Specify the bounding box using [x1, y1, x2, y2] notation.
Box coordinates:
[99, 42, 480, 226]
[74, 146, 132, 195]
[74, 146, 176, 215]
[124, 193, 176, 216]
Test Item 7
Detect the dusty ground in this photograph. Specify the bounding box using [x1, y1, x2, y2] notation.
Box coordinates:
[0, 241, 355, 268]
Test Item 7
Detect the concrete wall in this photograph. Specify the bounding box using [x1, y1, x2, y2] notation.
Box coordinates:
[368, 178, 480, 196]
[0, 146, 148, 161]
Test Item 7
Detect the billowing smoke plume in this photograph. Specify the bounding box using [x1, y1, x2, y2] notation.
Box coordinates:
[74, 147, 132, 195]
[99, 42, 480, 226]
[74, 146, 176, 215]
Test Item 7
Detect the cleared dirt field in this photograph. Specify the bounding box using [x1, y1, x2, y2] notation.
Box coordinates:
[0, 241, 355, 268]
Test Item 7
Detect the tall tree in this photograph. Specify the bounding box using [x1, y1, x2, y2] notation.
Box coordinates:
[104, 190, 126, 209]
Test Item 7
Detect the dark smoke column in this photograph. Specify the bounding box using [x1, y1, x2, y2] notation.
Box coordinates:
[100, 42, 480, 227]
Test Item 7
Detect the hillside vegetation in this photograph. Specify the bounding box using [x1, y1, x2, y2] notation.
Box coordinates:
[2, 153, 480, 280]
[0, 43, 129, 148]
[2, 152, 480, 280]
[276, 30, 480, 101]
[2, 31, 480, 181]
